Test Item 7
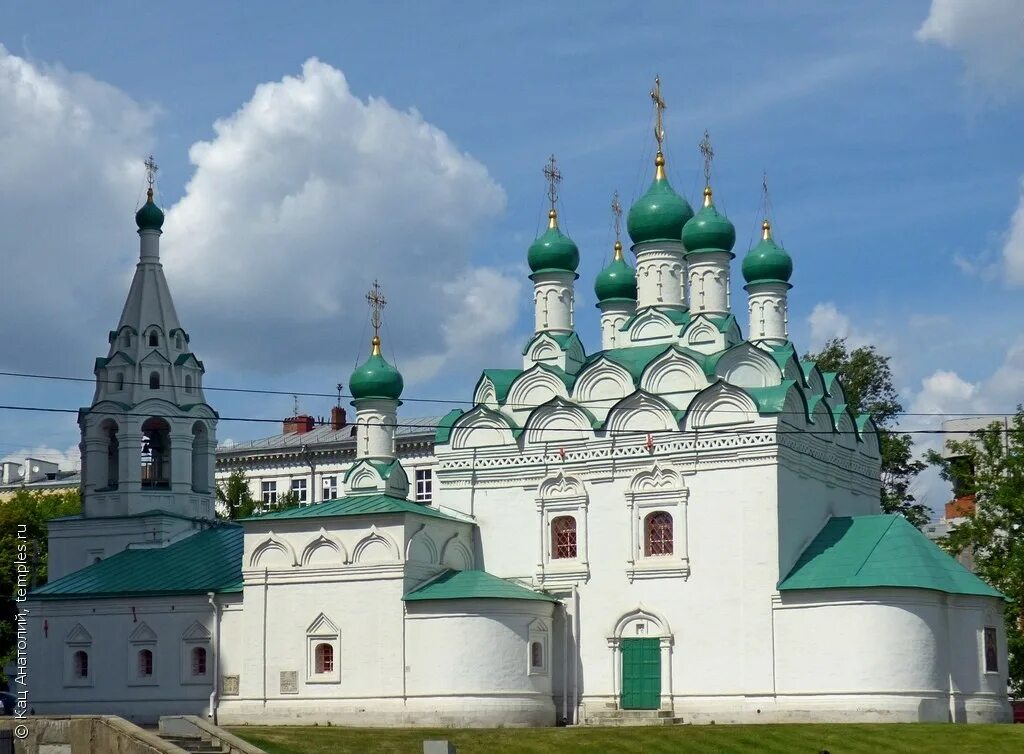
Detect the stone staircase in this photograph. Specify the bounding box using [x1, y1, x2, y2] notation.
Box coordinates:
[158, 733, 230, 753]
[583, 707, 685, 726]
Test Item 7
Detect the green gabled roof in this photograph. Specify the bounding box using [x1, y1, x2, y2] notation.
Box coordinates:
[404, 569, 558, 603]
[174, 353, 201, 366]
[481, 369, 521, 403]
[619, 306, 691, 333]
[520, 331, 583, 357]
[434, 409, 463, 444]
[535, 363, 576, 391]
[30, 525, 243, 601]
[799, 359, 818, 381]
[245, 493, 464, 523]
[821, 371, 840, 396]
[855, 414, 875, 435]
[779, 515, 1003, 599]
[707, 313, 737, 334]
[744, 380, 800, 414]
[341, 458, 401, 484]
[584, 344, 669, 381]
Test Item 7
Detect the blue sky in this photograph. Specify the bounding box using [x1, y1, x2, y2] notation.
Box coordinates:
[2, 1, 1023, 513]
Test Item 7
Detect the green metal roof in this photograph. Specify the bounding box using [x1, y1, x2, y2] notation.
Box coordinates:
[31, 525, 243, 601]
[520, 330, 582, 356]
[779, 515, 1003, 599]
[744, 380, 800, 414]
[618, 306, 691, 333]
[481, 369, 520, 402]
[434, 408, 463, 444]
[245, 493, 465, 523]
[341, 458, 401, 483]
[404, 569, 558, 603]
[583, 344, 676, 382]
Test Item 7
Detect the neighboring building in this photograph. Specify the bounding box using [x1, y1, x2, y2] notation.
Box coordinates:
[0, 458, 79, 501]
[215, 411, 440, 512]
[25, 93, 1011, 727]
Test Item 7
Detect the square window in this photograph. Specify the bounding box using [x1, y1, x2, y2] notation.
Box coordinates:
[291, 478, 308, 503]
[415, 469, 433, 502]
[984, 626, 999, 673]
[322, 476, 338, 500]
[261, 481, 278, 505]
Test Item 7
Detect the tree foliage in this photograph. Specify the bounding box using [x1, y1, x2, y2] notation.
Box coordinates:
[805, 337, 928, 528]
[0, 488, 82, 682]
[927, 409, 1024, 695]
[216, 470, 257, 520]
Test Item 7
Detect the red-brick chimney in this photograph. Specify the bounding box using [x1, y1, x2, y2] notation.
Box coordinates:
[330, 406, 347, 431]
[283, 414, 315, 434]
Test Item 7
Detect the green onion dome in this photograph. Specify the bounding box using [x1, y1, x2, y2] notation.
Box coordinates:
[594, 241, 638, 303]
[528, 210, 580, 273]
[742, 220, 793, 285]
[135, 188, 165, 231]
[349, 337, 404, 401]
[626, 154, 694, 244]
[682, 187, 736, 255]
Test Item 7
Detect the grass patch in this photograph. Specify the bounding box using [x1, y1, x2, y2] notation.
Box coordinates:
[230, 723, 1024, 754]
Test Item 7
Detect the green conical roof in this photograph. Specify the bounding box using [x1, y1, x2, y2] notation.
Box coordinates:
[528, 210, 579, 274]
[350, 337, 404, 401]
[135, 188, 165, 231]
[594, 242, 637, 303]
[682, 187, 735, 256]
[743, 220, 793, 285]
[627, 156, 693, 244]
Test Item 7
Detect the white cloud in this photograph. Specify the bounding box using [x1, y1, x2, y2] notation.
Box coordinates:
[163, 59, 509, 382]
[1000, 179, 1024, 285]
[807, 302, 881, 350]
[1, 445, 80, 471]
[0, 44, 156, 373]
[916, 0, 1024, 98]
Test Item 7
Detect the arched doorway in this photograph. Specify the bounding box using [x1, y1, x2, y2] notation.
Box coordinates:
[609, 608, 673, 711]
[141, 417, 171, 489]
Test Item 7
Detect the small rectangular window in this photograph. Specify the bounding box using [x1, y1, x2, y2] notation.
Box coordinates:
[291, 478, 308, 503]
[984, 626, 999, 673]
[415, 469, 433, 502]
[322, 476, 338, 500]
[261, 481, 278, 505]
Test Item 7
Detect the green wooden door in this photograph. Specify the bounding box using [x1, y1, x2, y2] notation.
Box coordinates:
[620, 638, 661, 710]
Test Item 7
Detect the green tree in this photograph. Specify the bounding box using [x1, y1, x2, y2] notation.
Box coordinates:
[216, 470, 257, 520]
[276, 490, 301, 510]
[927, 409, 1024, 694]
[0, 488, 82, 682]
[805, 337, 928, 527]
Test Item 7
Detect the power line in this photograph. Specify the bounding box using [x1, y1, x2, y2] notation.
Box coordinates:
[0, 368, 1018, 418]
[0, 403, 1016, 436]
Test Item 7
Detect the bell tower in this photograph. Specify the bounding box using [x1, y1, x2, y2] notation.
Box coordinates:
[52, 157, 219, 580]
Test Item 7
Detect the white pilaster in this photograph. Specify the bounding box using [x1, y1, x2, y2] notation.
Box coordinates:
[598, 301, 635, 350]
[355, 399, 399, 460]
[633, 241, 686, 311]
[686, 251, 732, 317]
[532, 271, 576, 333]
[745, 281, 790, 346]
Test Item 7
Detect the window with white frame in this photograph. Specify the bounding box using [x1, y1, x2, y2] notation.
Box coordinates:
[128, 622, 158, 686]
[626, 463, 689, 581]
[306, 613, 340, 684]
[181, 621, 212, 684]
[64, 623, 93, 687]
[322, 475, 338, 500]
[535, 473, 589, 589]
[528, 619, 548, 675]
[984, 626, 999, 673]
[261, 481, 278, 505]
[415, 469, 433, 502]
[291, 478, 308, 504]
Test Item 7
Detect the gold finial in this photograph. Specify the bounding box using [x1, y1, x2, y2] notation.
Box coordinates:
[703, 185, 713, 208]
[365, 280, 387, 353]
[699, 129, 714, 196]
[762, 219, 772, 241]
[144, 154, 158, 203]
[543, 154, 562, 228]
[651, 75, 666, 169]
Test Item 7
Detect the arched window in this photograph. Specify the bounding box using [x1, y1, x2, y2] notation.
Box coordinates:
[122, 332, 132, 347]
[141, 417, 171, 489]
[314, 643, 334, 674]
[531, 641, 544, 669]
[175, 334, 183, 350]
[148, 331, 159, 347]
[191, 646, 207, 676]
[191, 421, 208, 493]
[115, 372, 124, 391]
[101, 419, 119, 490]
[73, 650, 89, 678]
[551, 515, 577, 559]
[185, 374, 194, 393]
[149, 371, 160, 390]
[644, 511, 673, 556]
[138, 649, 153, 677]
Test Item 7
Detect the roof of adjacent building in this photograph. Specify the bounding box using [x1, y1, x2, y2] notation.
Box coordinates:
[243, 492, 466, 523]
[404, 569, 558, 602]
[217, 415, 444, 454]
[778, 515, 1003, 599]
[0, 470, 80, 492]
[30, 524, 243, 601]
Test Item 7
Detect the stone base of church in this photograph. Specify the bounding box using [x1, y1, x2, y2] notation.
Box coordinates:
[580, 692, 1011, 725]
[217, 694, 556, 727]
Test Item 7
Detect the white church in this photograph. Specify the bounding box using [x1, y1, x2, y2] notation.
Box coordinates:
[25, 90, 1011, 726]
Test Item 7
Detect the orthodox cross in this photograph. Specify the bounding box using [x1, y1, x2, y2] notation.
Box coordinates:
[292, 394, 300, 415]
[611, 190, 622, 244]
[336, 383, 343, 407]
[761, 171, 773, 238]
[144, 155, 158, 190]
[699, 130, 714, 185]
[366, 279, 387, 340]
[543, 154, 562, 213]
[650, 75, 666, 152]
